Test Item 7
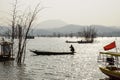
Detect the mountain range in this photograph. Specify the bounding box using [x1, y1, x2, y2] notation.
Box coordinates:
[1, 20, 120, 37]
[33, 20, 120, 37]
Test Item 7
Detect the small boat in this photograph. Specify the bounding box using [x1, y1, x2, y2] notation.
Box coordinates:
[66, 40, 78, 43]
[66, 40, 93, 43]
[99, 66, 120, 80]
[78, 40, 93, 43]
[98, 52, 120, 80]
[30, 50, 75, 55]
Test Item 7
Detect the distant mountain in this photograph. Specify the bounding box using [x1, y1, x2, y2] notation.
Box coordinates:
[33, 24, 120, 37]
[33, 24, 84, 35]
[36, 20, 67, 29]
[1, 19, 120, 37]
[0, 26, 10, 35]
[49, 24, 85, 33]
[32, 29, 53, 35]
[90, 25, 120, 33]
[35, 19, 120, 35]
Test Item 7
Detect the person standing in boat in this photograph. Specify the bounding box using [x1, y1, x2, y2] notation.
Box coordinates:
[70, 44, 75, 53]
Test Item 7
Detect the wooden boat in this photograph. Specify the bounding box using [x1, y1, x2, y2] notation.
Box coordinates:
[30, 50, 75, 55]
[66, 40, 78, 43]
[99, 66, 120, 79]
[98, 52, 120, 80]
[66, 40, 93, 43]
[78, 40, 93, 43]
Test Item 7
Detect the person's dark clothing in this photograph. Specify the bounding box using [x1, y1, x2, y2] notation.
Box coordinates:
[70, 45, 75, 53]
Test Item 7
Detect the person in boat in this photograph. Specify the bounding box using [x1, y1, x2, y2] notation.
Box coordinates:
[70, 45, 75, 53]
[106, 57, 114, 66]
[106, 57, 116, 70]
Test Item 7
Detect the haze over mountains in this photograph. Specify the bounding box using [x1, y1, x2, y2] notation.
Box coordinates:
[33, 20, 120, 37]
[36, 20, 67, 29]
[0, 20, 120, 37]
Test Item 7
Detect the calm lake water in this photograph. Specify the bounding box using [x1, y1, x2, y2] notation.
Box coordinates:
[0, 37, 119, 80]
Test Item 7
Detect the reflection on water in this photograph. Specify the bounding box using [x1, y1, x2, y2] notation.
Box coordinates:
[0, 37, 119, 80]
[0, 61, 33, 80]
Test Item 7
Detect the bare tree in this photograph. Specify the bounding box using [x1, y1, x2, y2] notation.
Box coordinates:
[10, 0, 18, 58]
[11, 0, 43, 64]
[81, 26, 97, 41]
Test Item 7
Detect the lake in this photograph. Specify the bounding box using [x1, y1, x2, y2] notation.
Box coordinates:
[0, 37, 119, 80]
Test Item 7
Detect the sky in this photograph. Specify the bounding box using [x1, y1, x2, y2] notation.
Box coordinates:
[0, 0, 120, 27]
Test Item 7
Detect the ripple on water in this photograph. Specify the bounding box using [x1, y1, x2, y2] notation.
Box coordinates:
[0, 37, 117, 80]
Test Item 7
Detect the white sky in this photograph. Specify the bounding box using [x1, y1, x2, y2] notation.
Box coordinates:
[0, 0, 120, 26]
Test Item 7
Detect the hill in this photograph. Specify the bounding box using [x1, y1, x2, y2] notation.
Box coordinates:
[1, 19, 120, 37]
[33, 24, 120, 37]
[36, 20, 67, 29]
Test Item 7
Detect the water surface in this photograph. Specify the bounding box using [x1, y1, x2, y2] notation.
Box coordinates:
[1, 37, 119, 80]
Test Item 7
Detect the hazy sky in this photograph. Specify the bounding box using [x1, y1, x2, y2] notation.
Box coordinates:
[0, 0, 120, 26]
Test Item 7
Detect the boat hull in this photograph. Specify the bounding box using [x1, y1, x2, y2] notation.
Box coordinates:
[30, 50, 74, 55]
[99, 67, 120, 80]
[66, 41, 78, 43]
[66, 40, 93, 43]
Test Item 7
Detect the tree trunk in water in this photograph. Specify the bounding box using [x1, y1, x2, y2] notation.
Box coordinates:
[17, 25, 23, 64]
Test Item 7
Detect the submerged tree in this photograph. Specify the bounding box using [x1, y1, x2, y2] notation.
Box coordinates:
[10, 0, 43, 64]
[81, 26, 97, 41]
